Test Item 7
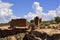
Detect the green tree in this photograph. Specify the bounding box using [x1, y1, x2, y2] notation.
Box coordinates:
[30, 20, 34, 23]
[55, 17, 60, 23]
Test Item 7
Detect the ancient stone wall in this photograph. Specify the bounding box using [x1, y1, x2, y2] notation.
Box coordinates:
[34, 17, 39, 26]
[37, 19, 41, 27]
[34, 17, 41, 27]
[10, 19, 27, 27]
[39, 19, 41, 24]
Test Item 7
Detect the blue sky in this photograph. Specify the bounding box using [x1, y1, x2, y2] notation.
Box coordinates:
[0, 0, 60, 23]
[2, 0, 60, 17]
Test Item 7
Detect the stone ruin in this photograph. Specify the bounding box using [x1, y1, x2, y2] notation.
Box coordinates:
[0, 18, 29, 38]
[10, 18, 30, 30]
[34, 16, 41, 27]
[0, 17, 60, 40]
[10, 19, 27, 27]
[29, 16, 42, 30]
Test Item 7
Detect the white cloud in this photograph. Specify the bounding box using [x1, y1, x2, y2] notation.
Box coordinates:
[0, 1, 59, 23]
[48, 10, 56, 17]
[24, 12, 38, 20]
[24, 2, 43, 21]
[24, 2, 60, 21]
[11, 15, 20, 19]
[0, 0, 20, 23]
[0, 1, 13, 23]
[56, 6, 60, 17]
[32, 2, 43, 13]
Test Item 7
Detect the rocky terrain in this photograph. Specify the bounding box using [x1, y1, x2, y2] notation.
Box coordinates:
[0, 28, 60, 40]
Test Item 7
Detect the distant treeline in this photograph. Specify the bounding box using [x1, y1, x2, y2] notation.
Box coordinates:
[0, 22, 10, 26]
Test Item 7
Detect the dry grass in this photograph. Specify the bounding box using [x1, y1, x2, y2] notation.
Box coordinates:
[34, 29, 60, 36]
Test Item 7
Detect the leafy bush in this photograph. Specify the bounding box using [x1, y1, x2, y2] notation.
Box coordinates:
[55, 17, 60, 23]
